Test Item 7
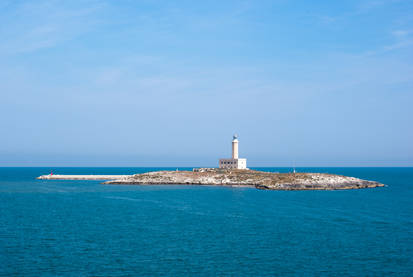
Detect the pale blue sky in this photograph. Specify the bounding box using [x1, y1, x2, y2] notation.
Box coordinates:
[1, 0, 412, 167]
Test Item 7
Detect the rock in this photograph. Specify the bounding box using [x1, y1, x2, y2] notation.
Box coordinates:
[103, 169, 385, 190]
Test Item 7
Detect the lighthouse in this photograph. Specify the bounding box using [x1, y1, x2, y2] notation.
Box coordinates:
[232, 135, 239, 159]
[219, 134, 247, 169]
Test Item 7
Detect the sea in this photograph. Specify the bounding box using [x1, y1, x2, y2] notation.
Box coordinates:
[0, 167, 412, 276]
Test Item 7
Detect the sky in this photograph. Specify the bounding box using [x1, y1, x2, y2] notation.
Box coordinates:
[1, 0, 412, 167]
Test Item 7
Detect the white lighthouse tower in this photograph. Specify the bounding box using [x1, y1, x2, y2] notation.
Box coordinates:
[219, 134, 247, 169]
[232, 135, 239, 159]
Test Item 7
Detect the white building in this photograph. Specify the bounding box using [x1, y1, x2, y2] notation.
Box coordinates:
[219, 134, 247, 169]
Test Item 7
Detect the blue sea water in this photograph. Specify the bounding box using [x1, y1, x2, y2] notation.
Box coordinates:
[0, 167, 412, 276]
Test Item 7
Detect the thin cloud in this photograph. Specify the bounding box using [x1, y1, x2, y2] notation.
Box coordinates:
[364, 29, 413, 56]
[0, 0, 105, 54]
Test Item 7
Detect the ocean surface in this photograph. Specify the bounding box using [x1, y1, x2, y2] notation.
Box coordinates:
[0, 167, 412, 276]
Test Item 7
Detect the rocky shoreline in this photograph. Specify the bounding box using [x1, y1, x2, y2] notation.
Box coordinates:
[103, 168, 385, 190]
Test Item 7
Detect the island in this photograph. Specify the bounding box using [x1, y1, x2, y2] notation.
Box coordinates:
[102, 168, 384, 190]
[36, 136, 385, 190]
[38, 168, 385, 190]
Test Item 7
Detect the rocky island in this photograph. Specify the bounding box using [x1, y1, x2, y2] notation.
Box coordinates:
[103, 168, 384, 190]
[37, 136, 385, 190]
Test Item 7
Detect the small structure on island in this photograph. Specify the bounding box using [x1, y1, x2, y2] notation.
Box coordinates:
[219, 134, 247, 169]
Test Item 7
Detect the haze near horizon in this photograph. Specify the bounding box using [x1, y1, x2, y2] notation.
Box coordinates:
[1, 0, 412, 167]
